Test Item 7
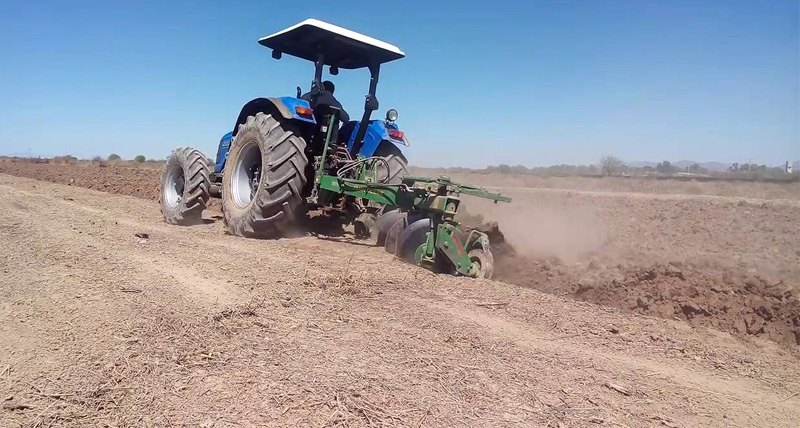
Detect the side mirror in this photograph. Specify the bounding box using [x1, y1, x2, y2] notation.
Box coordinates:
[329, 66, 339, 76]
[296, 86, 302, 98]
[272, 50, 282, 60]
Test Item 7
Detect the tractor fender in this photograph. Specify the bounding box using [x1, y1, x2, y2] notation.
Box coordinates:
[218, 97, 316, 173]
[344, 120, 408, 158]
[232, 97, 316, 137]
[214, 132, 233, 174]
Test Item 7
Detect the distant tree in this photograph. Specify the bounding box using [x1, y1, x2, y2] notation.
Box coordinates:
[769, 166, 786, 175]
[689, 163, 701, 173]
[53, 155, 78, 165]
[108, 154, 121, 161]
[599, 154, 624, 176]
[510, 164, 529, 174]
[656, 161, 676, 174]
[642, 166, 654, 172]
[496, 164, 512, 174]
[206, 157, 214, 165]
[91, 156, 103, 162]
[134, 155, 146, 163]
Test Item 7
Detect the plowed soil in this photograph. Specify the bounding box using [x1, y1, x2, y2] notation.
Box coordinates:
[1, 161, 800, 427]
[462, 186, 800, 348]
[0, 161, 160, 199]
[4, 161, 796, 346]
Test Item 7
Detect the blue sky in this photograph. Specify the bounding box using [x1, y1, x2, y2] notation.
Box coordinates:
[0, 0, 797, 167]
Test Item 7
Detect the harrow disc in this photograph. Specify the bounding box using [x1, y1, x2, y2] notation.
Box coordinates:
[397, 218, 431, 263]
[468, 248, 494, 279]
[375, 209, 405, 246]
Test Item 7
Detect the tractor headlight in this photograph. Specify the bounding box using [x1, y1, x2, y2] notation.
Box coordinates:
[386, 108, 399, 122]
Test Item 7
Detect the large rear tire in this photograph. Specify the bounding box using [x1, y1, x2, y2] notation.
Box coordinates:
[222, 113, 308, 237]
[373, 143, 408, 184]
[160, 147, 210, 225]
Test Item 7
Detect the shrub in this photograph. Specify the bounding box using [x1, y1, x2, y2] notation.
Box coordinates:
[52, 155, 78, 165]
[600, 154, 624, 176]
[108, 154, 121, 161]
[134, 155, 146, 163]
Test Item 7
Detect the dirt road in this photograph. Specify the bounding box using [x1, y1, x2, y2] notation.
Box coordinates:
[1, 174, 799, 427]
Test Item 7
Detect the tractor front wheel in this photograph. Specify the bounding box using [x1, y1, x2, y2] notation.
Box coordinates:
[160, 147, 211, 225]
[222, 113, 308, 237]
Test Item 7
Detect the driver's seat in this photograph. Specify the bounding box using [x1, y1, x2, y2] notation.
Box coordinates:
[307, 90, 349, 123]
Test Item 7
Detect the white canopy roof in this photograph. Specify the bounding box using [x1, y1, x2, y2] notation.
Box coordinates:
[258, 19, 405, 69]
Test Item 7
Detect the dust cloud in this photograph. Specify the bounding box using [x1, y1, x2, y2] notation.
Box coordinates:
[460, 193, 608, 264]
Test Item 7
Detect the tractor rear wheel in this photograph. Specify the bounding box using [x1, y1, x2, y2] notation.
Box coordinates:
[222, 113, 308, 237]
[160, 147, 210, 225]
[373, 143, 408, 184]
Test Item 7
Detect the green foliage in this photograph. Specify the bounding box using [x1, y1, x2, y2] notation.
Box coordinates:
[91, 156, 103, 162]
[108, 154, 121, 161]
[134, 155, 146, 163]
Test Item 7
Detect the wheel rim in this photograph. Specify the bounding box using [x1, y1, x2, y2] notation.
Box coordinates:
[232, 141, 262, 208]
[164, 164, 185, 208]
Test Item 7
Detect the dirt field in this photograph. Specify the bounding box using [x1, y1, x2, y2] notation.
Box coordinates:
[2, 160, 798, 346]
[1, 163, 800, 427]
[410, 167, 800, 200]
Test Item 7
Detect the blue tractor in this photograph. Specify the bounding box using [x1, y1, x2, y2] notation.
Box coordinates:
[159, 19, 410, 237]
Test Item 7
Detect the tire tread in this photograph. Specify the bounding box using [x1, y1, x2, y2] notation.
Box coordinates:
[159, 147, 211, 225]
[222, 113, 308, 237]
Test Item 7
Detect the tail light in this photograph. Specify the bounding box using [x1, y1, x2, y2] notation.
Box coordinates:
[388, 130, 405, 140]
[294, 106, 314, 117]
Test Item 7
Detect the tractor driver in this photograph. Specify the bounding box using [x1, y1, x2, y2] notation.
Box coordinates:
[301, 80, 350, 123]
